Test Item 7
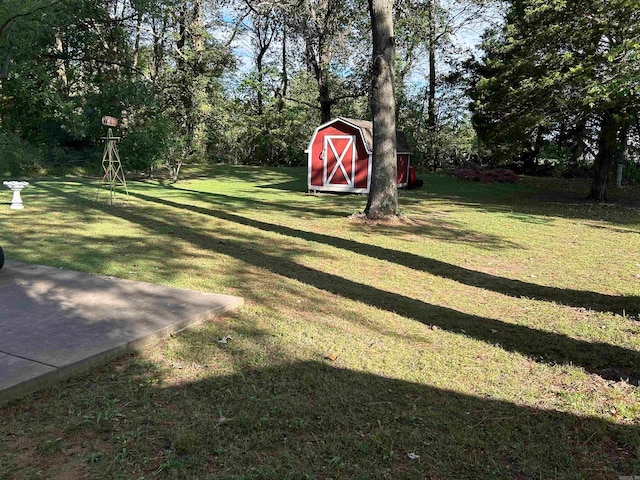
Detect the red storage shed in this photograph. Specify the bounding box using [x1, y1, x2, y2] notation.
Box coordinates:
[306, 117, 412, 194]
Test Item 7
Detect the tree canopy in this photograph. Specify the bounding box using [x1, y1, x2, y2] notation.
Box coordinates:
[468, 0, 640, 199]
[0, 0, 637, 202]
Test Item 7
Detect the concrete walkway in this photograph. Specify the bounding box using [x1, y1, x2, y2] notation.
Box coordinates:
[0, 261, 243, 406]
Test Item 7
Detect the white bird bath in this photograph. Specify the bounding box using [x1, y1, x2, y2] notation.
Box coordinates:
[3, 181, 29, 210]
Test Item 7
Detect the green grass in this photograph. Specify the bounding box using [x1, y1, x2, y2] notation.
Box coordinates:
[1, 165, 639, 479]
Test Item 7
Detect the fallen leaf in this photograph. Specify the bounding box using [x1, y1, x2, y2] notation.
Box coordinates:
[324, 354, 338, 361]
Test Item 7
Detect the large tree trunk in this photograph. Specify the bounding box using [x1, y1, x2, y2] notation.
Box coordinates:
[319, 81, 332, 123]
[304, 40, 333, 123]
[176, 2, 192, 133]
[54, 33, 68, 93]
[317, 38, 333, 122]
[132, 11, 141, 69]
[151, 16, 166, 80]
[569, 117, 587, 168]
[619, 121, 629, 166]
[588, 110, 619, 201]
[276, 25, 288, 113]
[193, 0, 205, 74]
[256, 49, 265, 115]
[365, 0, 398, 219]
[253, 14, 274, 116]
[519, 127, 544, 174]
[192, 0, 207, 159]
[301, 0, 334, 123]
[427, 0, 437, 171]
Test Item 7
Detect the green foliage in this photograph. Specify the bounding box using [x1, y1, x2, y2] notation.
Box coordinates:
[235, 99, 314, 167]
[0, 129, 45, 176]
[538, 142, 570, 163]
[398, 83, 480, 171]
[468, 0, 640, 191]
[208, 70, 320, 166]
[119, 115, 174, 172]
[0, 0, 372, 175]
[0, 1, 177, 173]
[0, 0, 502, 179]
[623, 161, 640, 184]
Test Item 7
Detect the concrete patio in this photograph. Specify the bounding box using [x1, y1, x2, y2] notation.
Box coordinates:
[0, 261, 243, 406]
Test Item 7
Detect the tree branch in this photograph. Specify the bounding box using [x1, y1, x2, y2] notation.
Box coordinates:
[0, 0, 65, 37]
[39, 53, 147, 77]
[284, 96, 320, 110]
[330, 91, 365, 103]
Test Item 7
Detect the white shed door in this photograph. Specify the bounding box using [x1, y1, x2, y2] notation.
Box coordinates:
[323, 135, 356, 188]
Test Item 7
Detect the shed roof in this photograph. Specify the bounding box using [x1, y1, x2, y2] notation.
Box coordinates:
[339, 117, 412, 154]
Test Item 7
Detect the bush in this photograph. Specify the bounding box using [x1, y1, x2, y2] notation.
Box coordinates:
[622, 161, 640, 184]
[118, 116, 174, 172]
[454, 167, 519, 184]
[0, 130, 46, 176]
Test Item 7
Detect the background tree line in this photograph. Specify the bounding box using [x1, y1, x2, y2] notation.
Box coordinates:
[0, 0, 638, 200]
[468, 0, 640, 200]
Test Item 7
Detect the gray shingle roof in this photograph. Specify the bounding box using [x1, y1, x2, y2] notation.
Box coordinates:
[339, 117, 412, 154]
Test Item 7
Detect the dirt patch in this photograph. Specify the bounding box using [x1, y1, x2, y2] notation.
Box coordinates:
[7, 429, 112, 480]
[349, 212, 406, 225]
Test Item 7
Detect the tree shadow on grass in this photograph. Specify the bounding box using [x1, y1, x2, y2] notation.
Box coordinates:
[174, 164, 303, 185]
[256, 178, 308, 191]
[7, 355, 637, 479]
[152, 360, 640, 479]
[128, 189, 639, 317]
[40, 184, 640, 384]
[405, 175, 640, 226]
[155, 183, 352, 218]
[143, 184, 517, 250]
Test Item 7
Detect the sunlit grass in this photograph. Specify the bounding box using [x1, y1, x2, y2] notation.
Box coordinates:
[1, 165, 639, 479]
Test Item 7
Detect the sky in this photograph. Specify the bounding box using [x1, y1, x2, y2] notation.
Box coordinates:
[218, 1, 499, 65]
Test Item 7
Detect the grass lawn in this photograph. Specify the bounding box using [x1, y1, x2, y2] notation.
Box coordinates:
[1, 165, 639, 479]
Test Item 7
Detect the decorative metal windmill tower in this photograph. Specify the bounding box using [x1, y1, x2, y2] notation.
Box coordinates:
[95, 116, 129, 204]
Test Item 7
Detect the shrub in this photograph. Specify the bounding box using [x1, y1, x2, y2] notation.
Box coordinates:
[0, 130, 46, 176]
[622, 161, 640, 184]
[454, 167, 519, 184]
[118, 116, 174, 173]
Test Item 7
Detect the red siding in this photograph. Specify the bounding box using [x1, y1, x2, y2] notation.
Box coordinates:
[309, 119, 411, 193]
[310, 123, 369, 189]
[397, 154, 409, 185]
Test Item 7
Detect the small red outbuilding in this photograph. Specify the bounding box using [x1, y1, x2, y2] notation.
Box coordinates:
[306, 117, 412, 194]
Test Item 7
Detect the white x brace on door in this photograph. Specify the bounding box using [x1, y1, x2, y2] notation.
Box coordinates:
[323, 135, 356, 187]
